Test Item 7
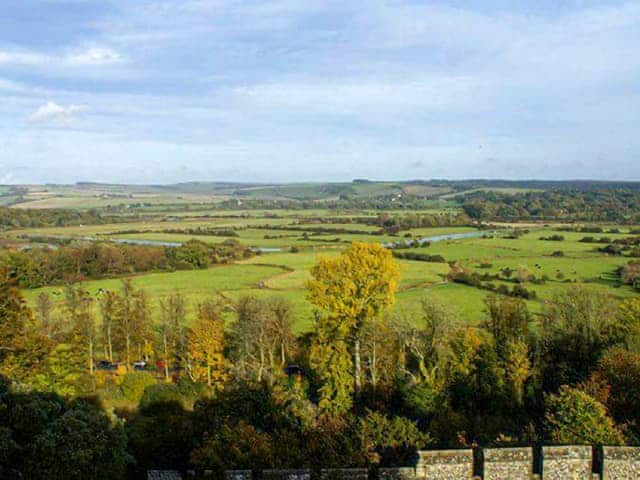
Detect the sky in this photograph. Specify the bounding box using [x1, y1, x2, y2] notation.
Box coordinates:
[0, 0, 639, 184]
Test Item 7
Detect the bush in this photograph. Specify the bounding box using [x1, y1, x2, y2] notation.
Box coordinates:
[545, 385, 625, 445]
[119, 372, 157, 404]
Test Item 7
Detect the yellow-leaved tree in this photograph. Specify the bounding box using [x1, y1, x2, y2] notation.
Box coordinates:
[188, 300, 226, 388]
[307, 242, 400, 408]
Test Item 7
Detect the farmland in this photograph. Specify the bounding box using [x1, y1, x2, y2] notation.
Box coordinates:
[9, 197, 637, 331]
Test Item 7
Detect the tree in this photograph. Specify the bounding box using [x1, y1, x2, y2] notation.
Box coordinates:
[392, 296, 460, 384]
[267, 297, 296, 367]
[504, 340, 532, 406]
[188, 300, 226, 387]
[98, 290, 118, 363]
[0, 269, 32, 363]
[229, 296, 296, 383]
[114, 279, 135, 369]
[158, 292, 187, 380]
[483, 295, 531, 360]
[0, 380, 128, 480]
[114, 280, 153, 369]
[618, 298, 640, 350]
[539, 287, 625, 390]
[545, 385, 625, 445]
[483, 295, 532, 406]
[132, 288, 153, 363]
[0, 272, 51, 386]
[64, 284, 96, 375]
[358, 410, 431, 466]
[307, 242, 400, 397]
[309, 314, 354, 415]
[35, 292, 56, 340]
[593, 347, 640, 439]
[190, 421, 274, 474]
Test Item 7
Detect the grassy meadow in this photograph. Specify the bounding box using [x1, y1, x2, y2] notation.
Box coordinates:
[16, 215, 639, 332]
[4, 183, 637, 331]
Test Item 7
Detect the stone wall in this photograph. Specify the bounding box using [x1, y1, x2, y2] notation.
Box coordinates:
[262, 470, 311, 480]
[377, 467, 416, 480]
[321, 468, 368, 480]
[416, 449, 474, 479]
[602, 446, 640, 479]
[152, 446, 640, 480]
[541, 446, 592, 480]
[483, 447, 533, 480]
[225, 471, 252, 480]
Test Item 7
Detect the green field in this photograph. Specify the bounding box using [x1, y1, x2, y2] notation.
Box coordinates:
[19, 223, 639, 332]
[4, 182, 638, 332]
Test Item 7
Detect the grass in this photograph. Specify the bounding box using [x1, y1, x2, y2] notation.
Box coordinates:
[12, 206, 640, 333]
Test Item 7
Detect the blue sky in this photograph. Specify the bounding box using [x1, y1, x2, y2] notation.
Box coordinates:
[1, 0, 639, 184]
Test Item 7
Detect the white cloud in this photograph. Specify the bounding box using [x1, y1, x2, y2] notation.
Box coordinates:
[0, 46, 124, 67]
[29, 101, 86, 123]
[233, 76, 486, 115]
[64, 47, 123, 66]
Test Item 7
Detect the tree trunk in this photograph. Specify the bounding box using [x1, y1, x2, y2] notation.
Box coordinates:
[354, 338, 362, 397]
[107, 325, 113, 363]
[258, 346, 265, 382]
[163, 332, 169, 381]
[371, 338, 377, 389]
[125, 333, 131, 371]
[89, 338, 94, 375]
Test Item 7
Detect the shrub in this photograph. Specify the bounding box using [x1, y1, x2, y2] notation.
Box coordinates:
[545, 385, 625, 445]
[119, 372, 157, 404]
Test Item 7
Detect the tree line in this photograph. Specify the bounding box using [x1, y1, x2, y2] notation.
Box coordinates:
[462, 189, 640, 222]
[0, 239, 253, 288]
[2, 242, 640, 478]
[0, 207, 127, 230]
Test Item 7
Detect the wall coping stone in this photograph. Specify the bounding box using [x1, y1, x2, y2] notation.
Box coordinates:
[602, 446, 640, 480]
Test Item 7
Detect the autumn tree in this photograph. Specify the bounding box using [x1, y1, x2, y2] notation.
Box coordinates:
[268, 297, 296, 367]
[0, 269, 50, 383]
[539, 287, 625, 390]
[132, 289, 154, 362]
[114, 279, 135, 369]
[483, 295, 532, 405]
[113, 280, 153, 369]
[309, 312, 354, 415]
[393, 296, 460, 384]
[158, 292, 187, 380]
[35, 292, 58, 340]
[230, 296, 274, 382]
[64, 284, 96, 375]
[0, 270, 31, 364]
[99, 290, 118, 363]
[229, 296, 297, 383]
[545, 385, 625, 445]
[188, 300, 226, 387]
[307, 242, 400, 401]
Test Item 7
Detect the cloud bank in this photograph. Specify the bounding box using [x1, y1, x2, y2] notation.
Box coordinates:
[0, 0, 638, 183]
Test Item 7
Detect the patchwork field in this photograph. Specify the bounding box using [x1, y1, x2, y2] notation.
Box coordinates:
[17, 220, 639, 332]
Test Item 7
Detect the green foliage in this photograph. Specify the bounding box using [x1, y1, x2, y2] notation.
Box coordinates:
[545, 385, 625, 445]
[0, 207, 121, 230]
[0, 239, 253, 289]
[358, 410, 431, 466]
[593, 347, 640, 440]
[0, 380, 128, 480]
[190, 421, 274, 473]
[540, 287, 630, 390]
[119, 372, 157, 404]
[462, 189, 640, 222]
[127, 401, 194, 473]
